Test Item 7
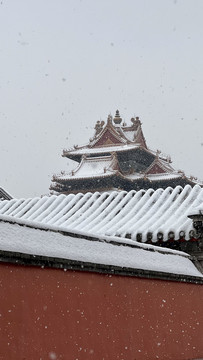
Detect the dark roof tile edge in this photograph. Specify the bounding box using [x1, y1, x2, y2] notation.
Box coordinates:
[0, 249, 202, 284]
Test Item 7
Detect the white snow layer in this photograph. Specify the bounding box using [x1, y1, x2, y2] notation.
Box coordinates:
[0, 185, 202, 242]
[0, 220, 201, 278]
[59, 156, 115, 179]
[126, 172, 181, 180]
[66, 143, 139, 155]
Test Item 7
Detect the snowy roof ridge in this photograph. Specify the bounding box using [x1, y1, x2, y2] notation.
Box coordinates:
[0, 185, 203, 243]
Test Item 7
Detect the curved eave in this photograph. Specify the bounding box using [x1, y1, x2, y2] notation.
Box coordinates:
[117, 172, 182, 182]
[62, 152, 82, 162]
[52, 172, 117, 183]
[63, 144, 169, 164]
[63, 144, 152, 161]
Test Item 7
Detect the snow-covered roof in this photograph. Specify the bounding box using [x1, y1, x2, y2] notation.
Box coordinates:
[63, 143, 139, 156]
[56, 155, 117, 180]
[0, 219, 202, 279]
[0, 185, 202, 243]
[63, 113, 147, 158]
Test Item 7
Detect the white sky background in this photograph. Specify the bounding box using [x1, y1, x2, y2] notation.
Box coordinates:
[0, 0, 203, 198]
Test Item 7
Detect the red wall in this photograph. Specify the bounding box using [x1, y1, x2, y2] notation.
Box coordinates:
[0, 262, 202, 360]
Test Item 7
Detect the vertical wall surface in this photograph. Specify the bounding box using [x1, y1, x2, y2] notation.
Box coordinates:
[0, 263, 202, 360]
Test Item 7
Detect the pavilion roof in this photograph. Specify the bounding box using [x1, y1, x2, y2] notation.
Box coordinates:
[55, 111, 203, 195]
[53, 150, 187, 185]
[63, 112, 147, 160]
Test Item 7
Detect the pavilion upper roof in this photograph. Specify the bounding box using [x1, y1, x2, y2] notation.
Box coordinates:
[63, 111, 147, 159]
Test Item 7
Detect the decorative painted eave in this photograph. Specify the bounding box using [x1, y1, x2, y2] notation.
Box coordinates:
[0, 185, 203, 243]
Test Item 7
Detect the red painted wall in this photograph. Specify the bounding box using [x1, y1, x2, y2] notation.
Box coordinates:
[0, 263, 202, 360]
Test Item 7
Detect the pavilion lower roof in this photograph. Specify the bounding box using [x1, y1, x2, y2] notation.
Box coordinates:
[53, 170, 182, 183]
[0, 184, 202, 243]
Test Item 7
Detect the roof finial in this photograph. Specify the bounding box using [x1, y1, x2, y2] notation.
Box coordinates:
[113, 109, 122, 125]
[107, 114, 113, 125]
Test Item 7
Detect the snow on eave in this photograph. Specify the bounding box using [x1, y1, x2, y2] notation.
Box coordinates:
[63, 143, 140, 156]
[146, 173, 183, 181]
[54, 172, 117, 181]
[124, 172, 182, 181]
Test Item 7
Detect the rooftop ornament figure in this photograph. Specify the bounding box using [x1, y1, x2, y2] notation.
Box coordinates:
[113, 110, 122, 125]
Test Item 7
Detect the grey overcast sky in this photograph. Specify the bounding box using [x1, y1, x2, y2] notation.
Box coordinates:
[0, 0, 203, 198]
